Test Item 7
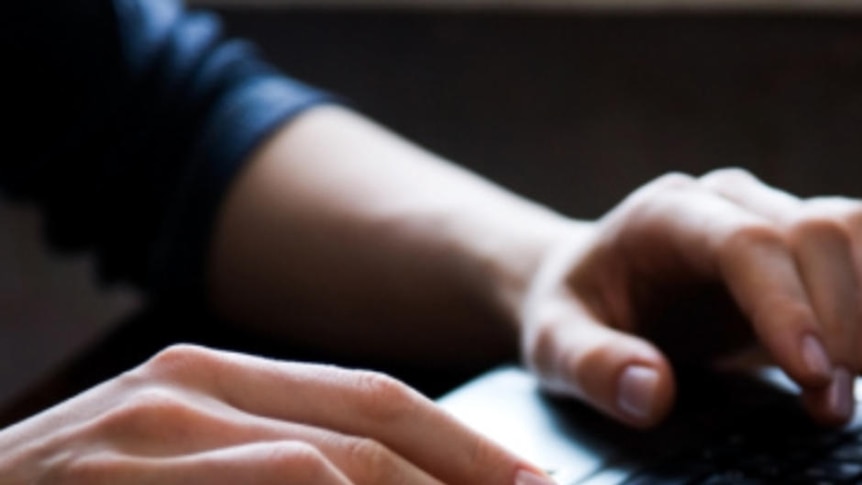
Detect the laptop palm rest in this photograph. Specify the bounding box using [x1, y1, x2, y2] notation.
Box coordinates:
[438, 365, 860, 484]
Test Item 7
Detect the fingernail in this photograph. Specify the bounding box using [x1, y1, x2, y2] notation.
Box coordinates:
[515, 469, 557, 485]
[617, 365, 660, 420]
[801, 334, 832, 379]
[829, 367, 854, 421]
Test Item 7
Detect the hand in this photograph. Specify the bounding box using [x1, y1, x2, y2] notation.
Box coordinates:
[0, 344, 552, 484]
[520, 168, 862, 428]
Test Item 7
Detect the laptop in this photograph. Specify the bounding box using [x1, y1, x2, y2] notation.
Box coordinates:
[438, 365, 862, 484]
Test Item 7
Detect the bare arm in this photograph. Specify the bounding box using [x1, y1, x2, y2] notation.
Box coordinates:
[209, 105, 577, 366]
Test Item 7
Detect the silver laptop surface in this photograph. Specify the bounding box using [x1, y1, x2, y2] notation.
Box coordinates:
[438, 366, 862, 484]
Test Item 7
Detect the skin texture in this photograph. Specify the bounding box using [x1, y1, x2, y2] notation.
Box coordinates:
[2, 105, 861, 481]
[0, 345, 548, 484]
[208, 106, 573, 367]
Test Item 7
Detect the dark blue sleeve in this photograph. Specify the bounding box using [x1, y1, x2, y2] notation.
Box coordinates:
[3, 0, 333, 301]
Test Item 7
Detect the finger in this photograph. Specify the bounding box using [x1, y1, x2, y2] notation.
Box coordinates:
[85, 387, 445, 485]
[522, 295, 675, 429]
[802, 197, 862, 378]
[718, 224, 854, 424]
[700, 168, 802, 222]
[617, 174, 833, 390]
[701, 172, 858, 363]
[715, 225, 834, 388]
[57, 442, 354, 485]
[139, 345, 551, 485]
[791, 222, 858, 424]
[701, 171, 859, 367]
[802, 368, 856, 427]
[212, 416, 445, 485]
[792, 217, 859, 365]
[701, 170, 858, 422]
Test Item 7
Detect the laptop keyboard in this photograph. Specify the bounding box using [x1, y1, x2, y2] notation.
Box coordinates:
[622, 424, 862, 484]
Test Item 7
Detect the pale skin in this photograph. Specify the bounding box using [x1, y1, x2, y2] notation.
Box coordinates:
[1, 104, 860, 483]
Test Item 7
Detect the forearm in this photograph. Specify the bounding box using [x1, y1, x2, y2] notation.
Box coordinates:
[208, 105, 580, 366]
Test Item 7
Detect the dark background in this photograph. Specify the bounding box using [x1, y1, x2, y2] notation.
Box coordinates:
[217, 9, 862, 218]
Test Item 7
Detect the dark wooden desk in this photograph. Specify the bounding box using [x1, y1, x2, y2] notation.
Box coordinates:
[0, 303, 488, 428]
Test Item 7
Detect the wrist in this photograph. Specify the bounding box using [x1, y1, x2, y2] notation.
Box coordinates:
[469, 208, 592, 331]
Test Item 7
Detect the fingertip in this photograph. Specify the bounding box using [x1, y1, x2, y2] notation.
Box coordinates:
[539, 320, 676, 429]
[758, 311, 833, 391]
[617, 365, 659, 420]
[800, 334, 834, 386]
[801, 367, 856, 427]
[827, 367, 855, 424]
[615, 358, 676, 429]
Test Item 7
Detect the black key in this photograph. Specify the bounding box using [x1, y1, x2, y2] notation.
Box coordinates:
[805, 461, 862, 480]
[735, 454, 796, 478]
[622, 461, 712, 485]
[784, 479, 842, 485]
[699, 446, 745, 465]
[698, 470, 764, 485]
[830, 443, 862, 463]
[621, 473, 693, 485]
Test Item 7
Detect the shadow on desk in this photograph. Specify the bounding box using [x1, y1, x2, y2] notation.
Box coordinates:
[0, 303, 492, 429]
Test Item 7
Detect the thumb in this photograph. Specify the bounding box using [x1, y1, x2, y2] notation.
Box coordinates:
[523, 299, 676, 428]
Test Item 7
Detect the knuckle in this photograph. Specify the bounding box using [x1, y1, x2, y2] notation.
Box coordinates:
[97, 388, 193, 436]
[462, 435, 502, 482]
[346, 437, 387, 464]
[148, 344, 212, 369]
[717, 222, 784, 262]
[130, 387, 193, 415]
[353, 371, 419, 423]
[700, 167, 756, 188]
[265, 442, 330, 481]
[345, 437, 400, 484]
[786, 214, 850, 248]
[611, 172, 696, 225]
[649, 172, 696, 193]
[623, 172, 696, 218]
[140, 344, 215, 381]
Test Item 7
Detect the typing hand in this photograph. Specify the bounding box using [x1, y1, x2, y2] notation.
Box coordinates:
[520, 168, 860, 428]
[0, 345, 551, 485]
